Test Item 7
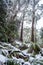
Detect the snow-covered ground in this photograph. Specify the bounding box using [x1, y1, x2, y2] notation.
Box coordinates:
[0, 41, 43, 65]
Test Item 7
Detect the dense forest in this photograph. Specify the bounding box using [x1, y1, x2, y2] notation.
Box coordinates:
[0, 0, 43, 65]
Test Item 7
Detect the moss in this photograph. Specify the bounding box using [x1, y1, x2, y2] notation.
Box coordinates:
[7, 60, 14, 65]
[7, 60, 20, 65]
[33, 43, 41, 54]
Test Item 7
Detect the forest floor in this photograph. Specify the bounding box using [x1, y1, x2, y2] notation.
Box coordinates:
[0, 40, 43, 65]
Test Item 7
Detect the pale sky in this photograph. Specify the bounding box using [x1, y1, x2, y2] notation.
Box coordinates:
[36, 17, 43, 29]
[23, 0, 43, 29]
[12, 0, 43, 29]
[36, 0, 43, 29]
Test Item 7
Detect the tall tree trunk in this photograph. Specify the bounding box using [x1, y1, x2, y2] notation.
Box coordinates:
[30, 0, 41, 53]
[31, 11, 35, 42]
[20, 21, 23, 42]
[31, 0, 35, 43]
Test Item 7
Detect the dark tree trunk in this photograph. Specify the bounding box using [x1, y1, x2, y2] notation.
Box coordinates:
[20, 21, 23, 42]
[31, 0, 35, 43]
[31, 11, 35, 42]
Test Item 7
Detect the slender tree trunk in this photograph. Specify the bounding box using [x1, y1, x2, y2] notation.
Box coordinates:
[31, 11, 35, 42]
[20, 21, 23, 42]
[31, 0, 35, 43]
[30, 0, 41, 53]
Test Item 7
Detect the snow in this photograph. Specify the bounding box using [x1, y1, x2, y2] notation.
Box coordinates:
[24, 62, 31, 65]
[22, 49, 28, 54]
[0, 54, 7, 63]
[25, 44, 31, 48]
[38, 0, 43, 6]
[37, 17, 43, 29]
[15, 40, 22, 46]
[2, 49, 8, 55]
[29, 57, 34, 63]
[0, 41, 43, 65]
[35, 54, 41, 59]
[17, 58, 24, 63]
[35, 54, 43, 61]
[12, 56, 17, 60]
[11, 47, 20, 53]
